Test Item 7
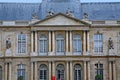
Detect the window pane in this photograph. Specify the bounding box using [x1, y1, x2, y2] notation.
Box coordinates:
[17, 64, 25, 80]
[56, 64, 65, 80]
[39, 35, 48, 55]
[118, 34, 120, 49]
[0, 66, 2, 80]
[73, 34, 82, 54]
[17, 34, 26, 54]
[56, 34, 64, 54]
[74, 64, 81, 80]
[95, 63, 103, 80]
[94, 34, 103, 52]
[39, 64, 48, 80]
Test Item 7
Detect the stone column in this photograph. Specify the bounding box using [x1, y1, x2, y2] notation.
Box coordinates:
[31, 62, 33, 80]
[66, 31, 69, 55]
[49, 31, 52, 54]
[113, 61, 116, 80]
[35, 31, 38, 54]
[109, 61, 112, 80]
[70, 31, 72, 55]
[9, 63, 11, 80]
[83, 31, 86, 55]
[5, 63, 8, 80]
[84, 61, 87, 80]
[31, 31, 34, 53]
[35, 62, 38, 80]
[87, 61, 90, 80]
[66, 61, 69, 80]
[87, 31, 90, 53]
[52, 61, 55, 77]
[70, 61, 73, 80]
[49, 61, 52, 80]
[52, 31, 55, 55]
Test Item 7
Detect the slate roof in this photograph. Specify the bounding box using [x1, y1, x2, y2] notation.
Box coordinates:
[0, 0, 120, 20]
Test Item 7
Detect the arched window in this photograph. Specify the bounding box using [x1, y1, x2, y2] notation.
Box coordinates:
[95, 63, 103, 80]
[74, 64, 82, 80]
[56, 34, 64, 55]
[0, 66, 2, 80]
[56, 64, 65, 80]
[17, 64, 25, 80]
[39, 34, 48, 55]
[39, 64, 48, 80]
[73, 34, 82, 55]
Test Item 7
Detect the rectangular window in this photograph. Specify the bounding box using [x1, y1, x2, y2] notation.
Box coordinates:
[94, 34, 103, 52]
[56, 34, 64, 55]
[17, 34, 27, 54]
[73, 34, 82, 55]
[118, 34, 120, 49]
[39, 35, 48, 55]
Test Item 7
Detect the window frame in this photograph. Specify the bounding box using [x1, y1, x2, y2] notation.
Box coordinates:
[56, 34, 65, 55]
[39, 34, 48, 55]
[56, 64, 65, 80]
[73, 34, 82, 55]
[39, 64, 48, 80]
[117, 33, 120, 53]
[17, 64, 26, 80]
[74, 64, 82, 80]
[94, 33, 103, 53]
[17, 34, 27, 54]
[0, 66, 2, 80]
[95, 63, 104, 80]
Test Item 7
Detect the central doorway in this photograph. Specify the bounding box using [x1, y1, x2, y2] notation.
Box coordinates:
[74, 64, 82, 80]
[56, 64, 65, 80]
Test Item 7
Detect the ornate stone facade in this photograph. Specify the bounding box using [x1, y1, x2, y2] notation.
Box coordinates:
[0, 13, 119, 80]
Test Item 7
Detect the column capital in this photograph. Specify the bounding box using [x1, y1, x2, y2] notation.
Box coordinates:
[4, 62, 8, 65]
[31, 30, 35, 32]
[66, 59, 72, 62]
[51, 30, 56, 32]
[65, 30, 69, 32]
[4, 62, 12, 64]
[48, 60, 52, 63]
[35, 61, 38, 63]
[109, 60, 114, 63]
[30, 61, 34, 63]
[86, 30, 90, 32]
[9, 62, 12, 64]
[86, 60, 90, 63]
[51, 60, 55, 63]
[83, 30, 87, 32]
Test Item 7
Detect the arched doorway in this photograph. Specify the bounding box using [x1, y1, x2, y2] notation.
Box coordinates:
[56, 64, 65, 80]
[74, 64, 82, 80]
[39, 64, 48, 80]
[0, 66, 2, 80]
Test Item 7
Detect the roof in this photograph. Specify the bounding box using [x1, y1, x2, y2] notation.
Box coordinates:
[81, 2, 120, 20]
[0, 1, 120, 20]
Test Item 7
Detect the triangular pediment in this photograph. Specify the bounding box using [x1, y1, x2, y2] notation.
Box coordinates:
[31, 13, 89, 26]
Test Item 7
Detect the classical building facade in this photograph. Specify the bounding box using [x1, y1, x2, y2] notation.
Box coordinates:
[0, 0, 120, 80]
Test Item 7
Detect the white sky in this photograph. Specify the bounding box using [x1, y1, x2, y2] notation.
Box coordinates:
[0, 0, 120, 3]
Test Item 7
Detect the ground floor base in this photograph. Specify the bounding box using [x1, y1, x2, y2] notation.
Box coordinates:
[0, 56, 120, 80]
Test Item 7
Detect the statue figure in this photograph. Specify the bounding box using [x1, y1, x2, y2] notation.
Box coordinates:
[66, 8, 74, 17]
[32, 13, 38, 19]
[6, 38, 11, 49]
[83, 13, 88, 19]
[108, 38, 114, 49]
[47, 8, 54, 17]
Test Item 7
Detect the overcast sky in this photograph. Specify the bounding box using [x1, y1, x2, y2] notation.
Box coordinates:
[0, 0, 120, 3]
